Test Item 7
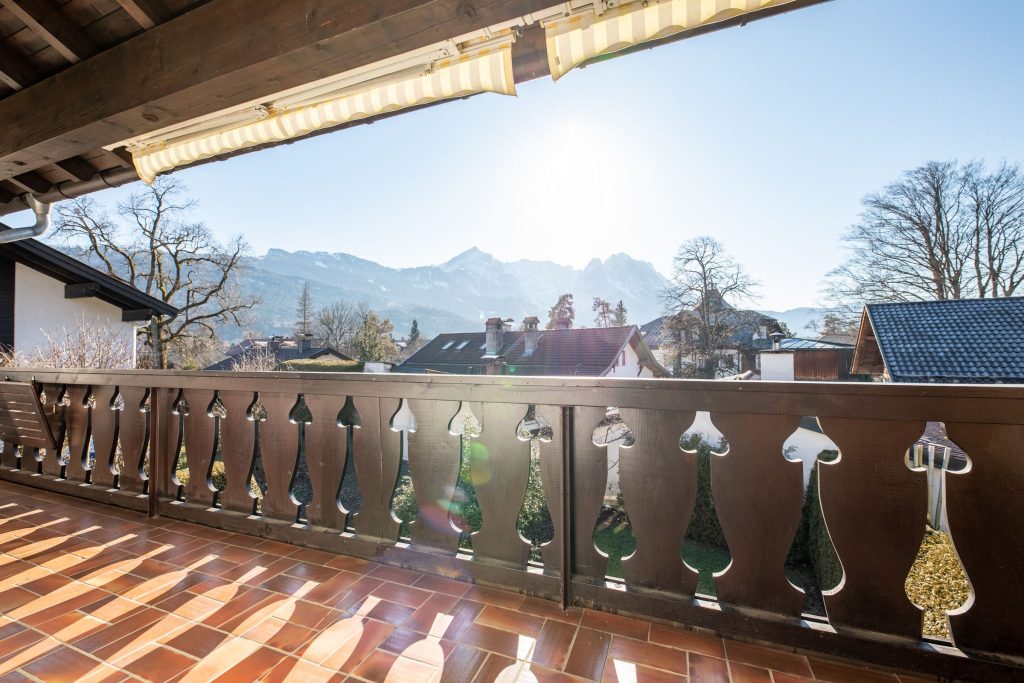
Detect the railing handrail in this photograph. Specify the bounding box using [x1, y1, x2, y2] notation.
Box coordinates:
[5, 367, 1024, 424]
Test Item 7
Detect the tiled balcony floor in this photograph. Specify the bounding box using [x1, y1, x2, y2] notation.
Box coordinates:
[0, 481, 934, 683]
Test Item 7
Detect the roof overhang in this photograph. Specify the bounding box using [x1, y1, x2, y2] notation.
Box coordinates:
[0, 0, 831, 215]
[0, 238, 177, 318]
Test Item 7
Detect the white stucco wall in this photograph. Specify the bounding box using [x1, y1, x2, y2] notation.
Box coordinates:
[14, 264, 136, 364]
[603, 343, 644, 378]
[760, 352, 795, 381]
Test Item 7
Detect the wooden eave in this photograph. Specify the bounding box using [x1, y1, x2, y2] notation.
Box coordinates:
[0, 0, 831, 216]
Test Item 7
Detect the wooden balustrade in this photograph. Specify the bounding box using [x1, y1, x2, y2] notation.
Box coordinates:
[1, 368, 1022, 679]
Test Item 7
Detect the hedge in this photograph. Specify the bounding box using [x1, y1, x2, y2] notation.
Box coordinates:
[276, 359, 364, 372]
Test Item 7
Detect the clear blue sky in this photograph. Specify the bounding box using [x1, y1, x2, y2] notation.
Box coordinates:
[72, 0, 1024, 310]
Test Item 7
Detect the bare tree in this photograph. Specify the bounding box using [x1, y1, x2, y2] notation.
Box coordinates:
[965, 161, 1024, 297]
[662, 236, 760, 378]
[314, 301, 359, 351]
[826, 160, 1024, 315]
[0, 318, 133, 369]
[52, 178, 259, 368]
[230, 345, 279, 372]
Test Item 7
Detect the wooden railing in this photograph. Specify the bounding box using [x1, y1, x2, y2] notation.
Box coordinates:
[1, 369, 1022, 680]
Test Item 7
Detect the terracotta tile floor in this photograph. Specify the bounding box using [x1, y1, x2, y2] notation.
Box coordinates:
[0, 481, 934, 683]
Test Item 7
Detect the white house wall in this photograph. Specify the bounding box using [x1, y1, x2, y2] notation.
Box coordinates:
[14, 264, 137, 365]
[603, 342, 644, 377]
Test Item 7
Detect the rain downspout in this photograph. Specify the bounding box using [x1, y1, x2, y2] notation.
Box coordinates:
[0, 195, 52, 243]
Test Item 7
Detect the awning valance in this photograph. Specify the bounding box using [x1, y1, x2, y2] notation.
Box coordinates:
[545, 0, 803, 81]
[132, 40, 516, 184]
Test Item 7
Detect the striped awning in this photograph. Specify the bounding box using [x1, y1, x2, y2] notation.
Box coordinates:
[132, 40, 516, 184]
[545, 0, 803, 81]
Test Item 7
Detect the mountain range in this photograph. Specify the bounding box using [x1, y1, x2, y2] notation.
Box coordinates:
[237, 248, 674, 338]
[61, 241, 823, 340]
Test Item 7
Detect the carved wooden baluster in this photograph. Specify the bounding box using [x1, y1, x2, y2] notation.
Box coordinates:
[89, 385, 120, 489]
[534, 405, 563, 572]
[351, 397, 401, 542]
[574, 406, 610, 580]
[472, 402, 532, 567]
[259, 392, 301, 522]
[39, 384, 66, 478]
[944, 422, 1024, 657]
[618, 408, 698, 595]
[219, 391, 258, 515]
[303, 394, 346, 530]
[63, 385, 92, 483]
[711, 412, 804, 614]
[817, 417, 926, 638]
[406, 399, 462, 554]
[117, 387, 149, 495]
[181, 388, 217, 508]
[164, 389, 184, 498]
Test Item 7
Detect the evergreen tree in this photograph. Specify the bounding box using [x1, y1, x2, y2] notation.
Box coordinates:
[592, 298, 613, 327]
[409, 320, 421, 345]
[612, 300, 628, 326]
[295, 282, 313, 336]
[352, 308, 399, 362]
[546, 293, 575, 329]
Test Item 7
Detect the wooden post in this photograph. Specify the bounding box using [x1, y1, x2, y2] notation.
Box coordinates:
[560, 405, 574, 611]
[147, 387, 160, 518]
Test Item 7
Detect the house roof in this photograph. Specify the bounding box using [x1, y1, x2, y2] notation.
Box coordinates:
[397, 325, 667, 377]
[752, 338, 855, 351]
[861, 298, 1024, 383]
[205, 338, 352, 371]
[0, 237, 177, 320]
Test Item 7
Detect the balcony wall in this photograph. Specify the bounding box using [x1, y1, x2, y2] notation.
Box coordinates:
[0, 369, 1022, 681]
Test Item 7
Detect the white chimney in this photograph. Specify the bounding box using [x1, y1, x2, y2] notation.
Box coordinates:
[523, 316, 540, 356]
[485, 317, 503, 355]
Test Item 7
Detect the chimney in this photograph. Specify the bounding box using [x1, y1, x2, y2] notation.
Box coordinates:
[298, 333, 313, 354]
[268, 336, 283, 353]
[770, 331, 784, 352]
[523, 316, 540, 356]
[555, 316, 572, 330]
[485, 317, 504, 355]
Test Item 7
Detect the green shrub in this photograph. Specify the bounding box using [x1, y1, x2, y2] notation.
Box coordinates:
[684, 440, 728, 548]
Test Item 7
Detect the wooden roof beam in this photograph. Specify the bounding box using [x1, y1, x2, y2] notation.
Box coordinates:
[0, 40, 37, 91]
[115, 0, 173, 30]
[0, 0, 98, 64]
[8, 170, 49, 194]
[55, 156, 98, 182]
[0, 0, 555, 182]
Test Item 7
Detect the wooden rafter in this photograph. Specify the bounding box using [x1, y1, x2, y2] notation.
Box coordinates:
[115, 0, 172, 30]
[8, 170, 49, 194]
[0, 40, 36, 91]
[55, 156, 98, 182]
[0, 0, 97, 64]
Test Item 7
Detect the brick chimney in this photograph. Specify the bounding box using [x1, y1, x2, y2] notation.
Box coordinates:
[485, 317, 504, 355]
[523, 316, 540, 356]
[555, 316, 572, 330]
[298, 333, 313, 354]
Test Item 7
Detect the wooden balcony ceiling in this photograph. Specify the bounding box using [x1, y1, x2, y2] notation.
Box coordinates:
[0, 480, 933, 683]
[0, 0, 829, 216]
